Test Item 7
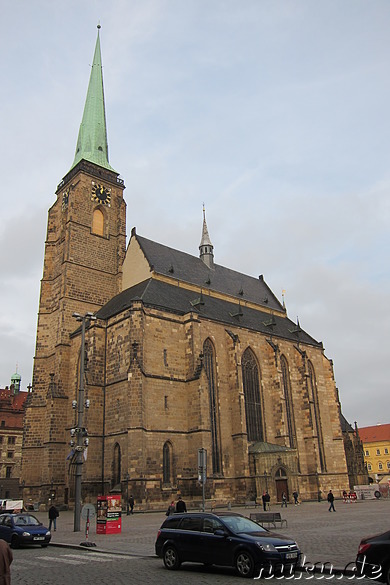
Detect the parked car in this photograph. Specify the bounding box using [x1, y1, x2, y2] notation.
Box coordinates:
[155, 511, 301, 578]
[0, 513, 51, 548]
[356, 530, 390, 584]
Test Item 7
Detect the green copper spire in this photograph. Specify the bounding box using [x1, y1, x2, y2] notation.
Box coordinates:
[70, 25, 116, 173]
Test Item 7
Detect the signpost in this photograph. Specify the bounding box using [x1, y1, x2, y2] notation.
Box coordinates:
[80, 503, 96, 547]
[198, 448, 207, 512]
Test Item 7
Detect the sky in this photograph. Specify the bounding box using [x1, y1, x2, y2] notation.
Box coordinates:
[1, 0, 389, 428]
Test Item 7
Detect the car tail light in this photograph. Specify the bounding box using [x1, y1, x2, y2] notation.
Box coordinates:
[358, 543, 371, 554]
[156, 530, 161, 539]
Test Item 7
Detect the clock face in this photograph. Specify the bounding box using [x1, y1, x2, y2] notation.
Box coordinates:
[91, 183, 111, 206]
[62, 190, 69, 211]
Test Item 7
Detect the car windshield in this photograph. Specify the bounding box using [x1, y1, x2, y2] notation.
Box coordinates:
[14, 515, 40, 526]
[221, 515, 267, 534]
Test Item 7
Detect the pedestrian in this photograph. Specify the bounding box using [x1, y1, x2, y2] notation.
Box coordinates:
[175, 495, 187, 513]
[48, 504, 59, 531]
[262, 491, 267, 511]
[166, 501, 175, 516]
[293, 491, 299, 505]
[0, 538, 13, 585]
[281, 492, 287, 508]
[128, 495, 134, 515]
[265, 491, 270, 510]
[327, 489, 336, 512]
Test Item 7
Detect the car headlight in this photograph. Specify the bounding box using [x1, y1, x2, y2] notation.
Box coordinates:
[256, 542, 277, 552]
[22, 532, 31, 537]
[46, 531, 51, 536]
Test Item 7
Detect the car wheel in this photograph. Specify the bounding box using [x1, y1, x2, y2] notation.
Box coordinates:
[235, 550, 255, 578]
[163, 545, 181, 570]
[11, 535, 20, 549]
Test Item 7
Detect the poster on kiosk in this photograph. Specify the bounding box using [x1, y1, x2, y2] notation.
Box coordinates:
[96, 495, 122, 534]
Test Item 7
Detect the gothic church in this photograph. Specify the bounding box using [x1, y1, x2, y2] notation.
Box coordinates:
[21, 28, 352, 508]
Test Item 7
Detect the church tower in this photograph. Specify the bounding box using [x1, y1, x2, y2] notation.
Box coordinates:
[22, 26, 126, 501]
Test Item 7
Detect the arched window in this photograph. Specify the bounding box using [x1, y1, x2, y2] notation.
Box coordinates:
[112, 443, 121, 488]
[242, 348, 263, 442]
[308, 361, 326, 472]
[203, 339, 221, 474]
[281, 355, 296, 448]
[163, 442, 172, 485]
[92, 208, 104, 236]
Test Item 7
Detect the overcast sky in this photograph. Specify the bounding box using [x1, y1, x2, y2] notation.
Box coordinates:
[1, 1, 389, 428]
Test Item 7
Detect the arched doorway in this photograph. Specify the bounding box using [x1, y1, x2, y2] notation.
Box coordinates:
[275, 467, 288, 502]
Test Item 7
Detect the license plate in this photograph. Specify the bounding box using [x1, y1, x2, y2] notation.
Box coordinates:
[286, 552, 298, 559]
[33, 536, 45, 541]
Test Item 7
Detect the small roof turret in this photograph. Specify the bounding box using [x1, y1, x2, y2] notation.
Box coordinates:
[199, 205, 214, 269]
[11, 368, 21, 394]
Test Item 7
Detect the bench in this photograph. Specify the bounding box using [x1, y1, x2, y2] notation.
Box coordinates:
[211, 503, 231, 512]
[244, 500, 259, 508]
[250, 512, 287, 529]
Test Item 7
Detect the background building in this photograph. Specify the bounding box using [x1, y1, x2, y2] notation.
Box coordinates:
[21, 28, 358, 509]
[359, 423, 390, 482]
[0, 373, 28, 500]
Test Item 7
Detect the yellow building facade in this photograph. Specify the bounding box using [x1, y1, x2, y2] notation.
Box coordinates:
[359, 424, 390, 480]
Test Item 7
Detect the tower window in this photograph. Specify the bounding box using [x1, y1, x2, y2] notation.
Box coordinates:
[92, 208, 104, 236]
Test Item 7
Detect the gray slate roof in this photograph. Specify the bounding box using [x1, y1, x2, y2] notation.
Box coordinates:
[96, 278, 321, 347]
[136, 234, 284, 312]
[248, 442, 296, 454]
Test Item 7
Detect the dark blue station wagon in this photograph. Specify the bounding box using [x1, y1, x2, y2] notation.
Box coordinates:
[155, 512, 301, 578]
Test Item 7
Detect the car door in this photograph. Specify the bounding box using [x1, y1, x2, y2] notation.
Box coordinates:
[0, 515, 13, 543]
[200, 517, 232, 566]
[176, 516, 204, 562]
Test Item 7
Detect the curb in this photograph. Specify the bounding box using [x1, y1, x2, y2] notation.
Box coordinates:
[49, 541, 156, 558]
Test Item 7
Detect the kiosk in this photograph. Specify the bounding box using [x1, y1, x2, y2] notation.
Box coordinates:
[96, 495, 122, 534]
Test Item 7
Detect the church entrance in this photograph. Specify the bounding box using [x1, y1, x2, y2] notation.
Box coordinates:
[275, 467, 288, 502]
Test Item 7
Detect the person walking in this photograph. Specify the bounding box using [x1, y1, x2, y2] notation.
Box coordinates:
[175, 496, 187, 513]
[281, 492, 287, 508]
[128, 495, 134, 515]
[293, 491, 299, 505]
[48, 504, 59, 531]
[166, 501, 175, 516]
[0, 538, 13, 585]
[262, 491, 267, 511]
[265, 491, 270, 510]
[327, 489, 336, 512]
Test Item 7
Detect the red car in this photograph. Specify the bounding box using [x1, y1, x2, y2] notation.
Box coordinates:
[356, 530, 390, 585]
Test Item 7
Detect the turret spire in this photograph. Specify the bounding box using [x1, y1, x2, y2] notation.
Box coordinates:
[199, 205, 214, 269]
[70, 25, 116, 173]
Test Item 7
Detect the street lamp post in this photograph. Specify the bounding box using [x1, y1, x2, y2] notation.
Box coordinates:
[72, 312, 96, 532]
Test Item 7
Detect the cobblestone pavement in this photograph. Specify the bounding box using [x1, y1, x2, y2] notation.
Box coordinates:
[12, 498, 388, 584]
[10, 546, 379, 585]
